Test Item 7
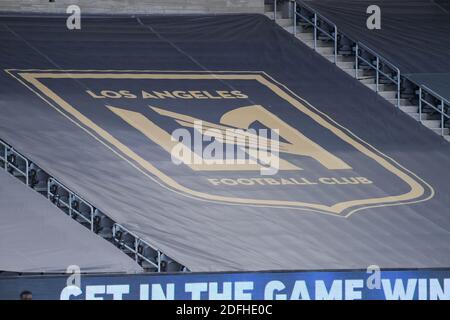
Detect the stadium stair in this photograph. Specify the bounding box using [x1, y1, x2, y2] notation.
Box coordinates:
[264, 1, 450, 142]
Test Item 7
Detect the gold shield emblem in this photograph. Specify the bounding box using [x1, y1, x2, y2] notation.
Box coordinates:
[7, 70, 433, 217]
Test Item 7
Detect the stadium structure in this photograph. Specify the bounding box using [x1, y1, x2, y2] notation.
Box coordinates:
[1, 0, 450, 300]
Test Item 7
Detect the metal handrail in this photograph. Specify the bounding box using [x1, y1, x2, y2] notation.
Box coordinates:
[294, 7, 314, 26]
[293, 1, 338, 63]
[48, 178, 95, 231]
[356, 42, 401, 107]
[0, 140, 29, 185]
[356, 52, 395, 82]
[420, 95, 447, 117]
[47, 181, 71, 210]
[274, 0, 277, 22]
[357, 42, 400, 74]
[292, 0, 402, 107]
[419, 86, 449, 137]
[422, 85, 450, 106]
[113, 223, 161, 271]
[295, 0, 336, 27]
[295, 0, 400, 74]
[46, 179, 177, 272]
[292, 0, 448, 136]
[7, 149, 29, 185]
[0, 140, 7, 169]
[0, 137, 187, 272]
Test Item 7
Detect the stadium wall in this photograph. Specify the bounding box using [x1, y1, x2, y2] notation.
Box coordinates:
[0, 0, 265, 14]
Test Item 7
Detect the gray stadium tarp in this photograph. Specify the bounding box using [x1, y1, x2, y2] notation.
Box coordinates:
[406, 73, 450, 102]
[436, 0, 450, 12]
[304, 0, 450, 74]
[0, 14, 450, 272]
[0, 169, 143, 273]
[303, 0, 450, 101]
[437, 0, 450, 11]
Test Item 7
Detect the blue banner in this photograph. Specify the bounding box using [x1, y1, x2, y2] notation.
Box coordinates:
[1, 269, 449, 300]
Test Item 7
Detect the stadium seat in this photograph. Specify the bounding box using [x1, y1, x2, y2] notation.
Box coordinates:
[28, 163, 49, 194]
[160, 254, 183, 272]
[49, 182, 70, 214]
[93, 209, 114, 239]
[114, 229, 135, 255]
[338, 35, 353, 56]
[138, 244, 159, 271]
[401, 79, 417, 99]
[358, 50, 375, 70]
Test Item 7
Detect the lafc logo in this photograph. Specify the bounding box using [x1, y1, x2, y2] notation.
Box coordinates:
[107, 104, 350, 176]
[8, 70, 433, 216]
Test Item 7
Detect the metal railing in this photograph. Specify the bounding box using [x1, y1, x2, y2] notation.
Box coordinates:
[48, 178, 95, 231]
[113, 224, 162, 272]
[273, 0, 277, 22]
[46, 177, 179, 271]
[0, 140, 29, 185]
[275, 0, 449, 141]
[292, 0, 338, 63]
[277, 1, 403, 108]
[355, 42, 401, 108]
[0, 140, 6, 169]
[419, 86, 450, 137]
[0, 137, 187, 272]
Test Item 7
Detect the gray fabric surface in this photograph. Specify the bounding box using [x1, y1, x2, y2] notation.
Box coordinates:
[0, 169, 143, 273]
[406, 73, 450, 102]
[304, 0, 450, 74]
[0, 14, 449, 272]
[303, 0, 450, 104]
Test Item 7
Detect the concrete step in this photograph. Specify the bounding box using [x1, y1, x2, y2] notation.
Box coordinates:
[336, 61, 355, 69]
[275, 18, 294, 27]
[264, 4, 275, 12]
[444, 135, 450, 142]
[421, 119, 447, 129]
[284, 25, 305, 34]
[343, 68, 369, 78]
[423, 112, 441, 120]
[365, 83, 395, 91]
[364, 83, 377, 90]
[378, 91, 397, 99]
[431, 128, 450, 135]
[325, 54, 355, 62]
[315, 46, 335, 55]
[405, 112, 436, 121]
[295, 32, 314, 41]
[405, 112, 420, 121]
[359, 78, 376, 84]
[387, 98, 410, 106]
[297, 25, 315, 33]
[265, 11, 283, 20]
[324, 54, 354, 63]
[304, 39, 334, 48]
[355, 69, 375, 78]
[400, 106, 419, 113]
